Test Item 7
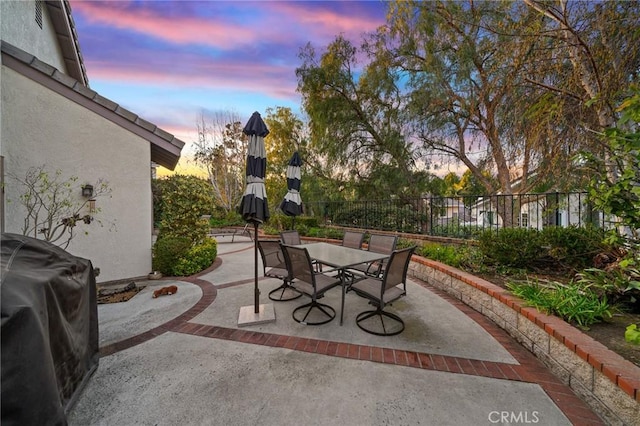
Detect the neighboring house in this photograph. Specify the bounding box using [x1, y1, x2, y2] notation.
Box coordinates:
[468, 192, 599, 230]
[1, 0, 185, 282]
[433, 198, 472, 226]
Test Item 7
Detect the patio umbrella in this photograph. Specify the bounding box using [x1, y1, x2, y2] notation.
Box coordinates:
[239, 111, 270, 314]
[279, 151, 303, 227]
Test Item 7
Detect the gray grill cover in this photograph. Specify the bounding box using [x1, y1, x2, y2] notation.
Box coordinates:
[1, 233, 99, 425]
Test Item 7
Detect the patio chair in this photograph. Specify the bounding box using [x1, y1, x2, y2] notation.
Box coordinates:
[342, 230, 365, 249]
[350, 246, 416, 336]
[281, 229, 324, 271]
[257, 240, 301, 302]
[281, 245, 342, 325]
[280, 230, 302, 245]
[348, 233, 398, 278]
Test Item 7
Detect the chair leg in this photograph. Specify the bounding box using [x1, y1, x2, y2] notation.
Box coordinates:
[268, 280, 302, 302]
[356, 309, 404, 336]
[292, 301, 336, 325]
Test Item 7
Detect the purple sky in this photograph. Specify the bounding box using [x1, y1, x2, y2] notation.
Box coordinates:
[70, 0, 388, 172]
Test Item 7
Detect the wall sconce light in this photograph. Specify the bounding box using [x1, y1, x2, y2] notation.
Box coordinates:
[88, 199, 96, 213]
[81, 184, 94, 198]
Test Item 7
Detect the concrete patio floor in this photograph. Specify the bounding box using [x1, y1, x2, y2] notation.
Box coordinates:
[68, 237, 605, 425]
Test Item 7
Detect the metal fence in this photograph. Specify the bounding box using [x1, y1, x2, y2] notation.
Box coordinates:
[306, 192, 607, 239]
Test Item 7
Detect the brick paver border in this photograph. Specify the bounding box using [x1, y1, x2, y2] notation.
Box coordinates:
[98, 248, 606, 425]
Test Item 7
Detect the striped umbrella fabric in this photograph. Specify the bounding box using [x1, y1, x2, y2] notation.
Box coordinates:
[239, 112, 270, 224]
[238, 111, 270, 314]
[279, 151, 303, 217]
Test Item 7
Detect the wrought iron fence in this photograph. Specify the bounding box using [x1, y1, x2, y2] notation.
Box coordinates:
[305, 192, 607, 239]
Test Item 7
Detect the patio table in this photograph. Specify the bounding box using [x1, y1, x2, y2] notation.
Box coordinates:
[293, 242, 390, 325]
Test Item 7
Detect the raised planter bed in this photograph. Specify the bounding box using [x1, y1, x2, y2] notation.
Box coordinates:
[408, 255, 640, 426]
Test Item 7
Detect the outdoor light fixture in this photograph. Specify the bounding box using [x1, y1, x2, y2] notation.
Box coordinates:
[88, 199, 96, 214]
[81, 184, 93, 198]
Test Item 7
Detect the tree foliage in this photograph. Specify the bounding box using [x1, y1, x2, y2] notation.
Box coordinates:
[296, 35, 431, 200]
[580, 88, 640, 244]
[295, 0, 639, 204]
[193, 110, 247, 213]
[263, 107, 306, 211]
[9, 165, 111, 249]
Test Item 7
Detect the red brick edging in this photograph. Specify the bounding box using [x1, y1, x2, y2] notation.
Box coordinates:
[409, 255, 640, 425]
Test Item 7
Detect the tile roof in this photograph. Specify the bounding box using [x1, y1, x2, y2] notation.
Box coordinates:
[2, 41, 185, 170]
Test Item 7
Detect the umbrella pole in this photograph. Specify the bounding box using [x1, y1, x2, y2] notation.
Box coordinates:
[254, 222, 259, 313]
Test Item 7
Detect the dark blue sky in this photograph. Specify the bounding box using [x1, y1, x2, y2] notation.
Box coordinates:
[70, 1, 388, 173]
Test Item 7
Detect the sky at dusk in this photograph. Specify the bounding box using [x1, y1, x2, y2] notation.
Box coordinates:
[70, 0, 389, 174]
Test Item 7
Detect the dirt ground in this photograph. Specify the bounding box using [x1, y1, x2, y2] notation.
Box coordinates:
[97, 285, 145, 304]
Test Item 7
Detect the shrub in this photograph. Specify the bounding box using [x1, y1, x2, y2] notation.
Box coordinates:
[540, 225, 605, 270]
[155, 175, 214, 243]
[153, 237, 217, 276]
[477, 228, 544, 268]
[172, 238, 218, 276]
[152, 236, 192, 275]
[417, 243, 465, 267]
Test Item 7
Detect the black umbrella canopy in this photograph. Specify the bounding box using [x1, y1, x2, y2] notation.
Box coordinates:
[239, 112, 270, 224]
[279, 151, 303, 217]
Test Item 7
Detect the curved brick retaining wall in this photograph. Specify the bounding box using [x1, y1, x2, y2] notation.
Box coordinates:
[408, 255, 640, 426]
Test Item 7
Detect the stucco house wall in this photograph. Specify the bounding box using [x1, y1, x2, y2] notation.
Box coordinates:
[2, 67, 153, 282]
[1, 0, 184, 283]
[1, 0, 67, 73]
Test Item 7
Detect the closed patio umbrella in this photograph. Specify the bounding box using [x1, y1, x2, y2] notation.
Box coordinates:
[239, 111, 270, 315]
[279, 151, 303, 226]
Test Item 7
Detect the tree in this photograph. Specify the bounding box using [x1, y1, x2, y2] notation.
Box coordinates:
[192, 110, 247, 214]
[580, 89, 640, 243]
[383, 0, 540, 196]
[263, 107, 306, 212]
[9, 165, 111, 249]
[296, 35, 431, 200]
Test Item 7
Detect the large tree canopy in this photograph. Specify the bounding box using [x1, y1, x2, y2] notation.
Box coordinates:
[296, 0, 639, 202]
[296, 36, 431, 200]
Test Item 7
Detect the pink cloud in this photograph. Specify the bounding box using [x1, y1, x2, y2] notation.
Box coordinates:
[71, 1, 386, 50]
[71, 1, 259, 48]
[269, 2, 385, 40]
[85, 59, 298, 101]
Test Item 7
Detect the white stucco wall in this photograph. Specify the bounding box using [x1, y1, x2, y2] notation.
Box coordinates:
[1, 66, 153, 282]
[1, 1, 67, 72]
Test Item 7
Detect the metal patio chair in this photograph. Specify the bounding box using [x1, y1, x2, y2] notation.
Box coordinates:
[348, 233, 398, 278]
[280, 230, 302, 245]
[342, 230, 365, 250]
[257, 240, 301, 302]
[350, 246, 416, 336]
[281, 245, 342, 325]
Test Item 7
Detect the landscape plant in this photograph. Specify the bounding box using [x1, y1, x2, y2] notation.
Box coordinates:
[155, 174, 213, 243]
[507, 279, 612, 328]
[576, 89, 640, 315]
[153, 174, 216, 275]
[9, 165, 111, 249]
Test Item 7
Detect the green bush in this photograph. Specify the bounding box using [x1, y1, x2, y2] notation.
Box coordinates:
[267, 213, 319, 231]
[152, 236, 192, 275]
[478, 228, 544, 268]
[417, 243, 465, 267]
[155, 174, 214, 243]
[540, 225, 604, 270]
[153, 237, 217, 276]
[172, 238, 218, 276]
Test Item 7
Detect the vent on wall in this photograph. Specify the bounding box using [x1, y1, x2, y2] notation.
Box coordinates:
[35, 0, 43, 29]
